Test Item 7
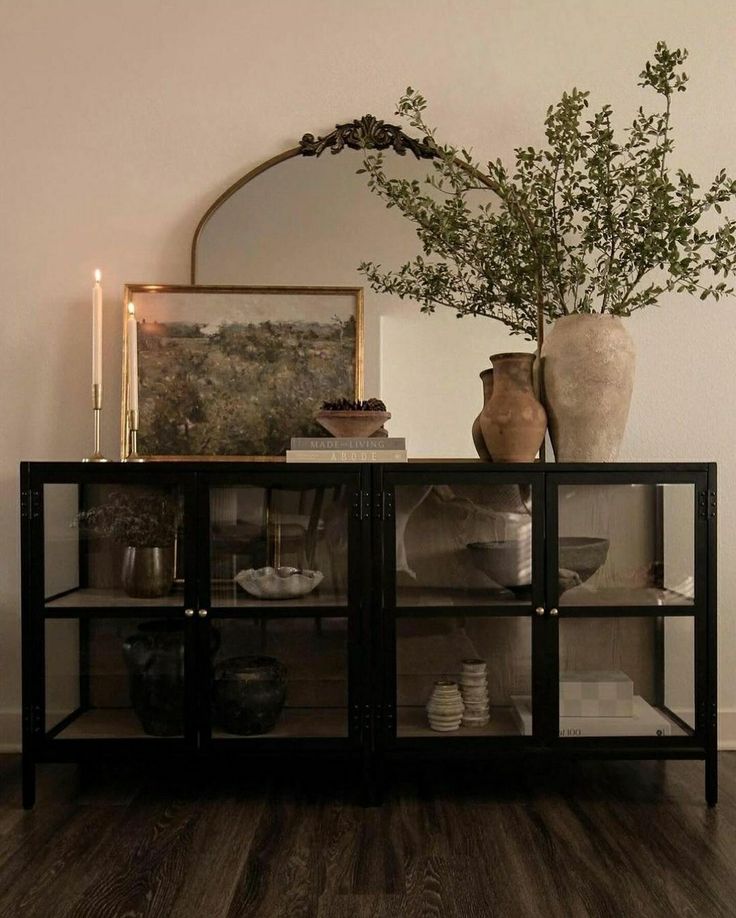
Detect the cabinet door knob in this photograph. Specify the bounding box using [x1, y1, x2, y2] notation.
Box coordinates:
[198, 608, 208, 618]
[549, 607, 559, 617]
[535, 606, 545, 617]
[184, 608, 194, 618]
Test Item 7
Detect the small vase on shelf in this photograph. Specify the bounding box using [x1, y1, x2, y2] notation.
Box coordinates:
[459, 658, 490, 727]
[426, 680, 464, 732]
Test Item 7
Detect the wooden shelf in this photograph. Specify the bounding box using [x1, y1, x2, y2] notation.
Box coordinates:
[396, 586, 528, 608]
[397, 705, 522, 738]
[45, 588, 184, 609]
[211, 707, 347, 739]
[209, 585, 348, 610]
[51, 709, 171, 739]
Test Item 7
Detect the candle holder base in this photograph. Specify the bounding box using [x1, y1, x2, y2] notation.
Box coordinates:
[125, 451, 146, 463]
[83, 452, 110, 463]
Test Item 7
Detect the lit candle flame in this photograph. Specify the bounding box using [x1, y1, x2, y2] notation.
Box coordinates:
[127, 301, 135, 315]
[94, 269, 101, 283]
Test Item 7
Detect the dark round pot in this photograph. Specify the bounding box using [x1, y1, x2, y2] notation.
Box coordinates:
[122, 621, 220, 737]
[213, 656, 287, 736]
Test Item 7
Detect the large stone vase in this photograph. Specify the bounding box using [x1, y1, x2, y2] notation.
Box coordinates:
[541, 314, 636, 462]
[479, 353, 547, 462]
[471, 368, 494, 461]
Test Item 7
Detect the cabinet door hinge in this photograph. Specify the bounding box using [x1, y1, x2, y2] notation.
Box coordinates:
[698, 490, 716, 520]
[351, 490, 370, 521]
[20, 490, 41, 522]
[373, 491, 394, 521]
[23, 705, 42, 734]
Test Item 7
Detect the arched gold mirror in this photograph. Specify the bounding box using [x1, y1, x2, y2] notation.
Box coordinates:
[191, 116, 536, 457]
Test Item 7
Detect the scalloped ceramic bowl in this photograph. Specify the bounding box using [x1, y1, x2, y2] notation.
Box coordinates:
[234, 566, 324, 600]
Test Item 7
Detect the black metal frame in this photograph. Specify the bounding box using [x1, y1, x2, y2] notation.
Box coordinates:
[20, 460, 717, 808]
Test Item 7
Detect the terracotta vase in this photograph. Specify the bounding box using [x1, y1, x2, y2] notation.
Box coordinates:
[471, 368, 494, 461]
[479, 353, 547, 462]
[541, 314, 636, 461]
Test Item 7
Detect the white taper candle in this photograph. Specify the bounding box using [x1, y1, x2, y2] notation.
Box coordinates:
[127, 301, 139, 413]
[92, 270, 102, 387]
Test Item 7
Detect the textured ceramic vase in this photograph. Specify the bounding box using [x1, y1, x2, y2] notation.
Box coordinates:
[471, 368, 494, 461]
[426, 680, 465, 732]
[123, 621, 220, 737]
[541, 314, 636, 461]
[122, 621, 185, 736]
[213, 656, 287, 735]
[479, 353, 547, 462]
[121, 545, 174, 599]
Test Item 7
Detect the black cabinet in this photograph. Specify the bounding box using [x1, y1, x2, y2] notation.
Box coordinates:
[20, 461, 717, 808]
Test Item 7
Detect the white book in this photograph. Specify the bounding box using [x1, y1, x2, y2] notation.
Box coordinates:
[510, 695, 673, 737]
[290, 437, 406, 450]
[286, 449, 407, 463]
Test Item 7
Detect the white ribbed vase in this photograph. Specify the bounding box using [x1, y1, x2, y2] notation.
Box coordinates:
[426, 681, 464, 732]
[541, 314, 636, 462]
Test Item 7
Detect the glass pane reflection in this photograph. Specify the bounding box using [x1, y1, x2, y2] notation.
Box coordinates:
[557, 484, 694, 606]
[395, 483, 534, 606]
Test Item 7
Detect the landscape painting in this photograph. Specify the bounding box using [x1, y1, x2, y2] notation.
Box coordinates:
[121, 285, 363, 458]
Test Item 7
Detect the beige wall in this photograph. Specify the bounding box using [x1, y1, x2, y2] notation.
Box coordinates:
[1, 0, 734, 747]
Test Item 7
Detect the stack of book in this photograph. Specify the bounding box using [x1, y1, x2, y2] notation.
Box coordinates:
[511, 670, 673, 737]
[285, 437, 407, 463]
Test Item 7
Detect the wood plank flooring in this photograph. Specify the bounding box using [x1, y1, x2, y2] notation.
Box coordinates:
[0, 754, 734, 917]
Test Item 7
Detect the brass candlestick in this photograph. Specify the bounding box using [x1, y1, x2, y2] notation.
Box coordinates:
[125, 408, 145, 462]
[83, 383, 109, 462]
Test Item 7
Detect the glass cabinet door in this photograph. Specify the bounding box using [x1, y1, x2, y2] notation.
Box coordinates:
[380, 470, 544, 744]
[206, 478, 358, 612]
[549, 477, 702, 610]
[200, 472, 366, 747]
[554, 614, 697, 741]
[202, 615, 353, 743]
[42, 477, 191, 611]
[43, 614, 195, 744]
[392, 615, 534, 738]
[383, 473, 544, 612]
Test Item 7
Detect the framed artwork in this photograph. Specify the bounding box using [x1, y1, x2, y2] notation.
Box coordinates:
[121, 285, 364, 459]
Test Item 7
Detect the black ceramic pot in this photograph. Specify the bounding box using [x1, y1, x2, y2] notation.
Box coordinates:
[213, 656, 287, 735]
[123, 621, 220, 737]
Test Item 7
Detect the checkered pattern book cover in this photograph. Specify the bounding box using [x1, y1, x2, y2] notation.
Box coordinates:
[560, 670, 633, 717]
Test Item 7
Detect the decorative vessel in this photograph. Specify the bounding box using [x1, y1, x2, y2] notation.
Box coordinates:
[479, 353, 547, 462]
[234, 566, 323, 600]
[122, 621, 185, 736]
[121, 545, 174, 599]
[123, 621, 220, 736]
[213, 656, 287, 735]
[315, 409, 391, 439]
[426, 680, 464, 732]
[471, 368, 494, 461]
[558, 536, 610, 582]
[541, 314, 636, 461]
[459, 659, 490, 727]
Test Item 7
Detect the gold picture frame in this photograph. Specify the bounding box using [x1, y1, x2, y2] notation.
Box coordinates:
[121, 284, 364, 460]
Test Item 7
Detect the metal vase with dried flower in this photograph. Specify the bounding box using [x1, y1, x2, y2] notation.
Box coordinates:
[76, 489, 181, 598]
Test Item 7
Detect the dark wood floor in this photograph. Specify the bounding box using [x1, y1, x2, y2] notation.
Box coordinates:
[0, 754, 734, 918]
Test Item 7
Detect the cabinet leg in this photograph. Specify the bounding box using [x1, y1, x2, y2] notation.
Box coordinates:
[706, 751, 718, 807]
[22, 756, 36, 810]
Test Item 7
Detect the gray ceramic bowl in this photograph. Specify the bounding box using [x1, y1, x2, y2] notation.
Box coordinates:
[558, 536, 610, 582]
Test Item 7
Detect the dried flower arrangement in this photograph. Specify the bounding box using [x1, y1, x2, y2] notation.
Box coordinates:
[75, 489, 181, 548]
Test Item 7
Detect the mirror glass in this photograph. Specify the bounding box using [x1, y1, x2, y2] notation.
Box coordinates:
[195, 149, 525, 457]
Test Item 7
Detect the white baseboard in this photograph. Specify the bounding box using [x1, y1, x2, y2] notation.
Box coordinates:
[2, 707, 735, 753]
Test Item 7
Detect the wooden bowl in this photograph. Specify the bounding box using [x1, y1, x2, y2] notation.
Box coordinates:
[315, 410, 391, 439]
